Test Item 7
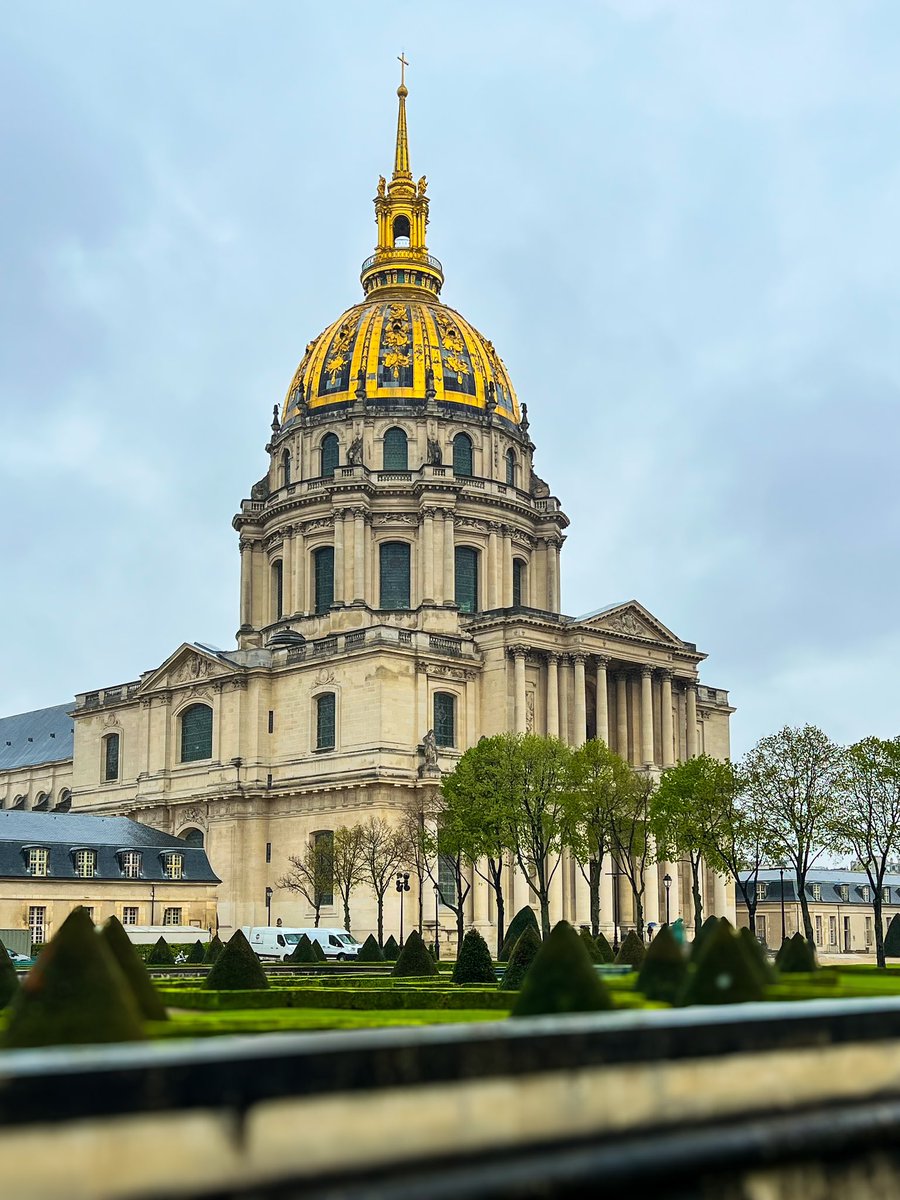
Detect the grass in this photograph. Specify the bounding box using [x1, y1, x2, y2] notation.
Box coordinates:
[153, 1008, 506, 1037]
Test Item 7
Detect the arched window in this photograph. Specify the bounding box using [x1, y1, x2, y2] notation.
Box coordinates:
[103, 733, 120, 782]
[316, 693, 336, 751]
[437, 853, 457, 906]
[379, 541, 411, 609]
[454, 546, 479, 613]
[505, 448, 517, 486]
[272, 559, 284, 620]
[180, 828, 204, 848]
[33, 792, 50, 811]
[180, 704, 213, 763]
[321, 433, 339, 478]
[313, 546, 335, 614]
[55, 789, 72, 812]
[452, 433, 473, 477]
[281, 449, 292, 488]
[512, 558, 526, 607]
[434, 692, 456, 748]
[392, 214, 411, 247]
[383, 426, 409, 470]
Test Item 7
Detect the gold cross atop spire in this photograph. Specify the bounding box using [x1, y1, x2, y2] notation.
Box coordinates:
[393, 54, 411, 177]
[398, 52, 408, 90]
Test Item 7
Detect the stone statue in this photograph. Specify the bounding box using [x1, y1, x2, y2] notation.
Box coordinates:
[356, 367, 367, 400]
[485, 381, 497, 413]
[347, 434, 363, 465]
[417, 175, 427, 196]
[377, 176, 386, 197]
[427, 437, 442, 465]
[423, 728, 438, 767]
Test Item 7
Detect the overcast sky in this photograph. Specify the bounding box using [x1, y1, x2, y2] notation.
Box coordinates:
[2, 1, 899, 758]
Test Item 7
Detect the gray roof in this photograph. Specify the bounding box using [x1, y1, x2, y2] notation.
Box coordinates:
[0, 811, 219, 883]
[745, 867, 900, 905]
[0, 704, 74, 770]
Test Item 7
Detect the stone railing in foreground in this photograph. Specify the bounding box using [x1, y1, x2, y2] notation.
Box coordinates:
[5, 998, 900, 1198]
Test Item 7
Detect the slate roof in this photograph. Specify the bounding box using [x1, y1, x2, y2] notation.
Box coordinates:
[0, 811, 220, 883]
[0, 704, 74, 770]
[745, 868, 900, 906]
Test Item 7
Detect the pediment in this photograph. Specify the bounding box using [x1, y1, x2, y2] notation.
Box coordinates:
[576, 601, 684, 647]
[138, 643, 234, 694]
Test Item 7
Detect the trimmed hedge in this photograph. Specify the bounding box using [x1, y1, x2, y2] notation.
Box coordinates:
[776, 932, 818, 974]
[885, 914, 900, 958]
[204, 936, 224, 964]
[287, 934, 320, 964]
[679, 920, 764, 1006]
[0, 936, 21, 1008]
[356, 934, 385, 963]
[453, 929, 495, 985]
[205, 930, 269, 991]
[158, 986, 512, 1011]
[188, 940, 207, 964]
[147, 937, 175, 966]
[383, 935, 401, 961]
[498, 906, 540, 962]
[615, 930, 646, 969]
[636, 924, 687, 1004]
[690, 916, 721, 962]
[512, 921, 612, 1017]
[579, 927, 603, 964]
[499, 925, 542, 991]
[738, 926, 775, 986]
[100, 916, 167, 1021]
[594, 931, 615, 964]
[392, 930, 438, 978]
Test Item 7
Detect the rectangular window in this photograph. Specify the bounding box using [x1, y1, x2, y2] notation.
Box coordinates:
[180, 704, 213, 763]
[266, 842, 272, 864]
[28, 847, 48, 877]
[438, 853, 457, 907]
[314, 546, 335, 614]
[883, 887, 892, 904]
[28, 906, 46, 945]
[433, 692, 456, 748]
[268, 710, 274, 734]
[379, 541, 411, 609]
[829, 915, 837, 945]
[163, 907, 182, 926]
[267, 773, 273, 789]
[757, 915, 767, 945]
[104, 733, 120, 781]
[811, 883, 822, 901]
[815, 914, 823, 945]
[272, 559, 284, 621]
[120, 851, 142, 879]
[839, 884, 850, 902]
[454, 546, 479, 613]
[122, 907, 138, 926]
[74, 849, 96, 879]
[866, 916, 873, 945]
[316, 693, 336, 751]
[862, 886, 871, 903]
[512, 558, 524, 607]
[755, 881, 767, 901]
[163, 854, 184, 881]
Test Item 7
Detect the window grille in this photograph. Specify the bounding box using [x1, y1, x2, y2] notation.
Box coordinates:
[281, 448, 291, 487]
[512, 559, 525, 607]
[452, 433, 473, 477]
[811, 883, 822, 901]
[839, 884, 850, 901]
[74, 849, 96, 879]
[454, 546, 479, 613]
[180, 704, 213, 763]
[104, 733, 120, 781]
[28, 847, 48, 877]
[272, 559, 284, 620]
[883, 887, 892, 903]
[755, 881, 767, 901]
[163, 907, 182, 926]
[505, 448, 517, 486]
[314, 546, 335, 614]
[321, 434, 339, 477]
[434, 692, 456, 748]
[163, 854, 184, 881]
[316, 693, 336, 751]
[379, 541, 411, 609]
[122, 907, 138, 926]
[121, 851, 142, 879]
[438, 853, 457, 907]
[383, 427, 408, 470]
[28, 906, 46, 945]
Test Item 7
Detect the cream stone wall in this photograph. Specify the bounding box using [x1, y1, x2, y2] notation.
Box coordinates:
[0, 761, 72, 813]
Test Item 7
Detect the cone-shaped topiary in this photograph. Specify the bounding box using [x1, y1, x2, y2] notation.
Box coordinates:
[203, 935, 224, 964]
[615, 929, 646, 969]
[382, 934, 401, 961]
[690, 916, 722, 962]
[452, 928, 496, 984]
[594, 931, 615, 963]
[311, 937, 326, 962]
[188, 940, 206, 964]
[885, 914, 900, 958]
[499, 925, 542, 991]
[356, 934, 385, 963]
[774, 936, 791, 969]
[636, 924, 688, 1004]
[738, 926, 775, 986]
[99, 916, 168, 1021]
[146, 936, 175, 966]
[776, 932, 818, 974]
[204, 929, 269, 990]
[498, 906, 540, 962]
[579, 926, 603, 964]
[4, 908, 145, 1048]
[678, 920, 764, 1006]
[512, 921, 612, 1017]
[287, 934, 319, 964]
[0, 937, 21, 1009]
[392, 929, 438, 978]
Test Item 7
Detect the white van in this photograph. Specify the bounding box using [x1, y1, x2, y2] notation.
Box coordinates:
[241, 926, 361, 961]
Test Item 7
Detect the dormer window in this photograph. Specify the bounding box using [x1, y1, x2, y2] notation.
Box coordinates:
[861, 885, 871, 903]
[811, 883, 822, 901]
[120, 851, 142, 879]
[756, 881, 767, 901]
[838, 884, 850, 901]
[27, 847, 48, 877]
[884, 887, 893, 904]
[162, 853, 184, 880]
[74, 849, 96, 879]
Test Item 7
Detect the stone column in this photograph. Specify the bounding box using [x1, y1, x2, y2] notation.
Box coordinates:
[353, 509, 366, 604]
[685, 683, 698, 758]
[640, 666, 655, 767]
[472, 866, 489, 926]
[545, 654, 559, 738]
[573, 859, 590, 927]
[281, 530, 293, 615]
[549, 857, 565, 925]
[549, 539, 561, 612]
[333, 508, 345, 605]
[487, 525, 499, 608]
[512, 646, 527, 734]
[502, 527, 513, 606]
[558, 656, 570, 745]
[594, 656, 609, 744]
[294, 531, 306, 614]
[599, 862, 615, 936]
[713, 871, 730, 919]
[422, 509, 435, 603]
[239, 539, 253, 626]
[615, 671, 629, 761]
[644, 857, 660, 928]
[660, 669, 675, 768]
[572, 654, 587, 747]
[443, 511, 455, 604]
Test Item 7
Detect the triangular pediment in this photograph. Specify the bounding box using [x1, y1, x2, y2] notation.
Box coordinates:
[138, 643, 235, 694]
[575, 601, 684, 647]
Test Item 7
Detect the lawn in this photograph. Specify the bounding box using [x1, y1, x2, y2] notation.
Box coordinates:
[153, 1007, 507, 1037]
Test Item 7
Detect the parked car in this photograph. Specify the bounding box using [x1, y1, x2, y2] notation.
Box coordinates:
[6, 948, 33, 967]
[241, 926, 361, 961]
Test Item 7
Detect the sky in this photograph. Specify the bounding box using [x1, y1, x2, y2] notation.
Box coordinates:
[2, 1, 899, 759]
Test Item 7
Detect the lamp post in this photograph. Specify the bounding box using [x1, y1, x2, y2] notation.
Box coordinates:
[607, 861, 622, 952]
[433, 883, 440, 957]
[396, 872, 410, 945]
[265, 886, 273, 926]
[779, 868, 786, 942]
[663, 873, 672, 926]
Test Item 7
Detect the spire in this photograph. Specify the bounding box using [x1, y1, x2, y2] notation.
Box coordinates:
[393, 54, 411, 180]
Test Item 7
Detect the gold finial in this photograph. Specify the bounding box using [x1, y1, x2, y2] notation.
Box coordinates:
[393, 54, 411, 178]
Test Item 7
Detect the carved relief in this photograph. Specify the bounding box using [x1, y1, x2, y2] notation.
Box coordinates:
[314, 667, 335, 686]
[173, 656, 211, 685]
[607, 612, 653, 638]
[525, 691, 535, 733]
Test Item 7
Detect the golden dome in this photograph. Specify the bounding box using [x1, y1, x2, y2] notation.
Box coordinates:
[281, 68, 520, 429]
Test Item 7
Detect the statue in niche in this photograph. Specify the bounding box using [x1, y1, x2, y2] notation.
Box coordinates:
[347, 434, 363, 465]
[377, 176, 386, 197]
[417, 175, 428, 196]
[422, 728, 438, 767]
[427, 437, 442, 465]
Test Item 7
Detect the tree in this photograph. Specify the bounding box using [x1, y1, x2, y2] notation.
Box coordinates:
[423, 817, 473, 956]
[608, 769, 655, 940]
[831, 737, 900, 969]
[709, 776, 769, 936]
[742, 725, 842, 944]
[397, 794, 430, 936]
[565, 740, 631, 936]
[359, 816, 405, 946]
[651, 754, 739, 934]
[278, 832, 334, 927]
[331, 824, 366, 933]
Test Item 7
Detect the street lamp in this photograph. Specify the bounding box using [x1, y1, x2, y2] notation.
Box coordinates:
[396, 872, 410, 945]
[779, 867, 786, 942]
[265, 886, 273, 926]
[433, 883, 440, 958]
[607, 861, 622, 952]
[663, 873, 672, 926]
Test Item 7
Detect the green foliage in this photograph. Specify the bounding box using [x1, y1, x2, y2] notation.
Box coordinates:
[615, 929, 646, 968]
[99, 916, 168, 1021]
[392, 930, 438, 978]
[738, 926, 775, 985]
[885, 915, 900, 958]
[498, 906, 540, 962]
[512, 921, 612, 1016]
[690, 916, 722, 962]
[356, 934, 385, 963]
[188, 940, 206, 964]
[382, 934, 401, 961]
[204, 930, 270, 991]
[287, 934, 319, 964]
[5, 908, 145, 1048]
[594, 931, 615, 963]
[452, 929, 495, 984]
[652, 756, 739, 872]
[499, 925, 542, 991]
[157, 985, 513, 1012]
[147, 936, 175, 965]
[0, 936, 21, 1008]
[204, 935, 224, 963]
[678, 920, 765, 1006]
[312, 937, 326, 962]
[636, 925, 688, 1004]
[776, 932, 818, 974]
[578, 926, 603, 963]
